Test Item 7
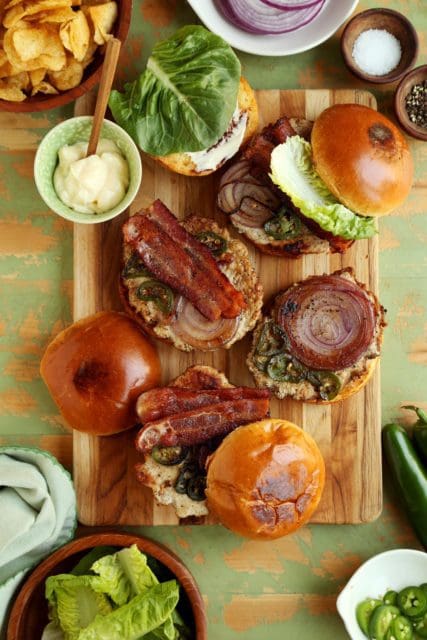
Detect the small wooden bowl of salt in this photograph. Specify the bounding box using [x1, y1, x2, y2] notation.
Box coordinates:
[341, 8, 418, 84]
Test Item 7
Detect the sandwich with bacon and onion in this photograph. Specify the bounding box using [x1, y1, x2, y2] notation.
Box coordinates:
[247, 268, 386, 403]
[120, 199, 263, 352]
[134, 365, 271, 519]
[217, 103, 413, 256]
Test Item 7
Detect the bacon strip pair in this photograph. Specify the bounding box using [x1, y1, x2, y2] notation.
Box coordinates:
[136, 386, 270, 424]
[135, 394, 270, 453]
[123, 200, 246, 321]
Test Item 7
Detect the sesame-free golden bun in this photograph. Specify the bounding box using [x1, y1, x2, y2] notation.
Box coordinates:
[205, 418, 325, 539]
[311, 104, 413, 217]
[40, 311, 161, 435]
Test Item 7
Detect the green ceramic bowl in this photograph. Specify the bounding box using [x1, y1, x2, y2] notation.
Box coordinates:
[34, 116, 142, 224]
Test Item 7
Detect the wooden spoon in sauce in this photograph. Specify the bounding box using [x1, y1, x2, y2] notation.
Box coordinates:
[86, 37, 121, 157]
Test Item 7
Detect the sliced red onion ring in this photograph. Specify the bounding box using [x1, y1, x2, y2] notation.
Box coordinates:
[260, 0, 322, 9]
[231, 197, 273, 229]
[276, 275, 377, 371]
[215, 0, 325, 35]
[219, 160, 263, 188]
[218, 181, 280, 213]
[171, 296, 239, 351]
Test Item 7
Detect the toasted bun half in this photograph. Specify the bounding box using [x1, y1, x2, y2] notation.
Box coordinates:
[155, 77, 259, 177]
[40, 311, 161, 435]
[121, 216, 263, 352]
[311, 104, 413, 217]
[205, 418, 325, 539]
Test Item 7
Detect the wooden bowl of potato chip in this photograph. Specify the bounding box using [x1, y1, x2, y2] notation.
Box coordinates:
[0, 0, 131, 112]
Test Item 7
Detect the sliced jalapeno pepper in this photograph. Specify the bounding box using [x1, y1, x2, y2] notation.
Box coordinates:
[397, 587, 427, 618]
[421, 585, 427, 596]
[195, 231, 228, 257]
[263, 207, 303, 240]
[174, 464, 198, 495]
[266, 353, 306, 383]
[186, 475, 207, 501]
[137, 280, 174, 314]
[369, 605, 400, 640]
[151, 445, 188, 466]
[388, 616, 414, 640]
[307, 370, 342, 401]
[122, 252, 150, 278]
[384, 591, 398, 606]
[356, 598, 383, 636]
[414, 612, 427, 638]
[255, 320, 288, 357]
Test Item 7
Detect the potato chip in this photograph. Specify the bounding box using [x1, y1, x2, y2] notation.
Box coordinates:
[49, 56, 82, 90]
[3, 0, 72, 29]
[0, 83, 26, 100]
[80, 38, 97, 68]
[26, 7, 75, 23]
[8, 69, 29, 88]
[12, 24, 48, 60]
[29, 67, 46, 85]
[31, 79, 58, 95]
[59, 10, 89, 61]
[85, 1, 116, 45]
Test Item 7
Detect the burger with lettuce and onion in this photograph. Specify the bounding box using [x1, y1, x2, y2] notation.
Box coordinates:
[218, 104, 413, 256]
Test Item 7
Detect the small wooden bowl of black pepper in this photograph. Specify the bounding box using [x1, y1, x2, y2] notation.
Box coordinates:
[395, 65, 427, 141]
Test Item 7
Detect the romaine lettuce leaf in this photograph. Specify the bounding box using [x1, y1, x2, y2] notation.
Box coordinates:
[45, 574, 112, 640]
[109, 25, 241, 156]
[91, 544, 158, 606]
[77, 581, 180, 640]
[71, 547, 118, 577]
[270, 136, 377, 240]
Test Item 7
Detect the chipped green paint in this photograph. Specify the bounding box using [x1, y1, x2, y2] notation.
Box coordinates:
[0, 1, 426, 639]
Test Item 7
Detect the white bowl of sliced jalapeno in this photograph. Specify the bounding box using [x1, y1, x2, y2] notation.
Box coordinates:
[337, 548, 427, 640]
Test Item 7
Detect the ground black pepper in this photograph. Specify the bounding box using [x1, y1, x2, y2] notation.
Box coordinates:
[405, 80, 427, 129]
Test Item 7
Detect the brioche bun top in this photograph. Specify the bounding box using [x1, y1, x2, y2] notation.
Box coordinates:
[311, 104, 413, 217]
[40, 311, 161, 435]
[205, 418, 325, 539]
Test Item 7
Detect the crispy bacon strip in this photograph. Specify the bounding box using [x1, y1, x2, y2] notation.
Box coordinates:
[136, 386, 270, 424]
[135, 398, 270, 452]
[243, 116, 297, 172]
[123, 203, 245, 321]
[147, 201, 246, 318]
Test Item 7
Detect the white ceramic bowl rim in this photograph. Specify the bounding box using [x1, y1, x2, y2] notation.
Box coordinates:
[34, 115, 142, 225]
[337, 548, 427, 640]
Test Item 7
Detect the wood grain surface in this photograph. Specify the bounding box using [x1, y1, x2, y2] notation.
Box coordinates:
[73, 89, 382, 526]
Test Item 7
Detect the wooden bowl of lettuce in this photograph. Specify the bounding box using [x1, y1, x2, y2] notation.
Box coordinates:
[7, 532, 207, 640]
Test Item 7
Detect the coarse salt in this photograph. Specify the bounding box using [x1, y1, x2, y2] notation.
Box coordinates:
[352, 28, 402, 76]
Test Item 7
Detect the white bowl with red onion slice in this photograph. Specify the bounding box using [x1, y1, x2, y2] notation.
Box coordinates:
[187, 0, 359, 56]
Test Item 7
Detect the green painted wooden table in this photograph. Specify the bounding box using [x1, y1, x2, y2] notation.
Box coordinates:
[0, 0, 426, 637]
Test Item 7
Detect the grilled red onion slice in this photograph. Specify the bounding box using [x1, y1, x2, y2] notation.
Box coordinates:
[276, 275, 377, 371]
[218, 181, 280, 214]
[215, 0, 325, 35]
[171, 296, 239, 351]
[231, 197, 274, 229]
[219, 160, 261, 188]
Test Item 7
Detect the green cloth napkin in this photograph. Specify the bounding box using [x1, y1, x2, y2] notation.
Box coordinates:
[0, 446, 77, 638]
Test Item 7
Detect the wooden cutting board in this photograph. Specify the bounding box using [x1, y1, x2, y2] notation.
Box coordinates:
[73, 88, 381, 526]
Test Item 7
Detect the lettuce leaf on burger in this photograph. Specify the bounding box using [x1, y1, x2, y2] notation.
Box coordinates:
[109, 25, 258, 176]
